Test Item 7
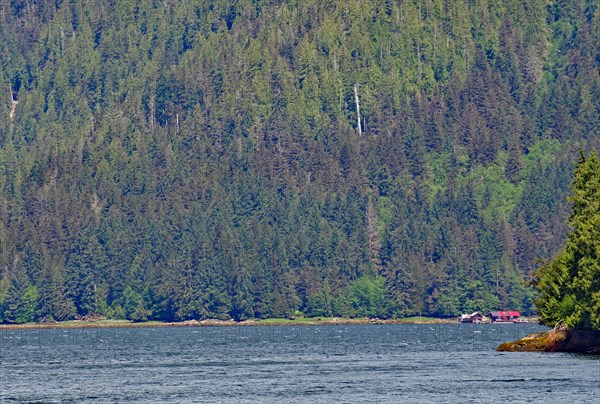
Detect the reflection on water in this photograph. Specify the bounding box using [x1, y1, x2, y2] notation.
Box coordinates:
[1, 324, 599, 403]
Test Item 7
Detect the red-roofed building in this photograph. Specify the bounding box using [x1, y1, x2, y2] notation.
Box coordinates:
[489, 311, 520, 322]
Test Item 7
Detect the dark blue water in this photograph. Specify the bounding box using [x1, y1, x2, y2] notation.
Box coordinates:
[1, 324, 599, 403]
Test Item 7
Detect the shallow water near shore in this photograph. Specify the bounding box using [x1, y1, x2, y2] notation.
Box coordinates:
[1, 323, 599, 403]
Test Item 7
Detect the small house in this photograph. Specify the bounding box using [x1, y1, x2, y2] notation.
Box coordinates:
[458, 312, 484, 323]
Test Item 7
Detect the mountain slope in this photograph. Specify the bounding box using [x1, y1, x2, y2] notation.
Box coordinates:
[0, 0, 598, 322]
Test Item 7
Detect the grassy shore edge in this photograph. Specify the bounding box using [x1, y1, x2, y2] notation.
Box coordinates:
[0, 316, 459, 330]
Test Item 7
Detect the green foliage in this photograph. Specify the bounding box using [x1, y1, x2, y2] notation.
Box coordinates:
[0, 0, 597, 323]
[122, 287, 143, 320]
[0, 278, 8, 322]
[434, 292, 461, 318]
[472, 163, 522, 223]
[306, 281, 335, 318]
[66, 234, 102, 317]
[36, 264, 77, 322]
[536, 152, 600, 330]
[337, 275, 394, 318]
[306, 275, 394, 318]
[0, 268, 38, 324]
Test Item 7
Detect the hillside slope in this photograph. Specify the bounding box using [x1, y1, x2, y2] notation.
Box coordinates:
[0, 0, 598, 322]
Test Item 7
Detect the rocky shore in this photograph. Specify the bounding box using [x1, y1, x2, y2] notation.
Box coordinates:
[497, 327, 600, 354]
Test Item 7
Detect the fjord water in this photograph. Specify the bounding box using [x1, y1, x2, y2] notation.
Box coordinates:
[1, 324, 599, 403]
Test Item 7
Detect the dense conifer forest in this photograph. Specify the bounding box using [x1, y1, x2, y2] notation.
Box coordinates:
[0, 0, 598, 323]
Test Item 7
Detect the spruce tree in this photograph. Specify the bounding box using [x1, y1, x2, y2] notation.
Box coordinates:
[535, 151, 600, 330]
[1, 265, 38, 324]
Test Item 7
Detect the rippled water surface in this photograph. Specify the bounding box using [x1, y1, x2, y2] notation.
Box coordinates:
[1, 323, 599, 403]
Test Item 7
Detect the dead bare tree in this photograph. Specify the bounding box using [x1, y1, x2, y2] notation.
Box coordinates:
[8, 85, 18, 120]
[354, 84, 362, 136]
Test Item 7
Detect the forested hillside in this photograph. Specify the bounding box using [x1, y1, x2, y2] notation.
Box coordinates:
[0, 0, 598, 323]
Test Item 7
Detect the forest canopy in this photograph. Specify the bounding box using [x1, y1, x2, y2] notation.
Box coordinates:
[0, 0, 599, 323]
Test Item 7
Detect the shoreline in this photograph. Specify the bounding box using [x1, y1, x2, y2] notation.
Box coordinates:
[0, 316, 461, 330]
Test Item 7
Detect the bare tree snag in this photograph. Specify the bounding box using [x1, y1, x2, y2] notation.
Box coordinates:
[9, 86, 18, 120]
[354, 84, 362, 136]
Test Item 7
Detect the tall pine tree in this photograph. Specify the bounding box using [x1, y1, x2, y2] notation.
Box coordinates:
[535, 151, 600, 330]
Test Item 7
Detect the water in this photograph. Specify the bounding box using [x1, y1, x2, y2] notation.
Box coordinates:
[1, 323, 599, 403]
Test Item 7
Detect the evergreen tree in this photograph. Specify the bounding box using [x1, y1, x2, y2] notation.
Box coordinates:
[535, 151, 600, 330]
[66, 231, 104, 317]
[1, 265, 38, 324]
[36, 263, 76, 322]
